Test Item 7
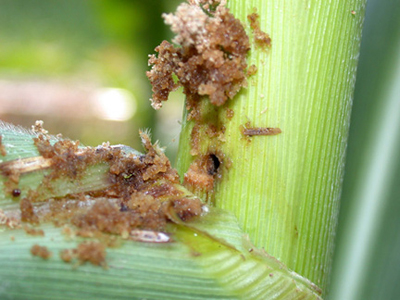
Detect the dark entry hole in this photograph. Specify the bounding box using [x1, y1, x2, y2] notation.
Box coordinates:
[207, 153, 221, 175]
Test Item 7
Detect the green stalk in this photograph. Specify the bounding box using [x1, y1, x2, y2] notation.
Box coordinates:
[177, 0, 366, 291]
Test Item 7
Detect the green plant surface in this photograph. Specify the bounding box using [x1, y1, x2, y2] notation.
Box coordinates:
[0, 200, 322, 299]
[0, 0, 375, 298]
[177, 0, 366, 292]
[0, 120, 321, 299]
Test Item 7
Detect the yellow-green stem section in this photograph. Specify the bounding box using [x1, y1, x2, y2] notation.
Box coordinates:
[177, 0, 366, 292]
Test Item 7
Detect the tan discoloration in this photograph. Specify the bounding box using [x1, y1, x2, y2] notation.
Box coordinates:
[0, 135, 6, 156]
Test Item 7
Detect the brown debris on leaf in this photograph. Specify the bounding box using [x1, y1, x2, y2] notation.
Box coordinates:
[31, 244, 52, 259]
[24, 127, 202, 230]
[24, 225, 45, 236]
[60, 241, 106, 267]
[247, 64, 258, 76]
[20, 197, 39, 224]
[1, 121, 205, 266]
[147, 0, 250, 109]
[247, 12, 272, 49]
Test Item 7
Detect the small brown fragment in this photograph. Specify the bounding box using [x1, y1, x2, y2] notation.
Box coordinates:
[241, 125, 282, 137]
[77, 241, 107, 266]
[12, 189, 21, 197]
[30, 244, 52, 259]
[0, 135, 6, 156]
[173, 197, 203, 221]
[20, 198, 39, 224]
[60, 241, 107, 267]
[351, 10, 356, 15]
[248, 12, 271, 49]
[31, 120, 49, 135]
[60, 248, 76, 263]
[247, 64, 258, 76]
[24, 225, 45, 236]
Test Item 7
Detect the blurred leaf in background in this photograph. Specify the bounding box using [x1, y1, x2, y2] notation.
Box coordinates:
[330, 0, 400, 299]
[0, 0, 183, 162]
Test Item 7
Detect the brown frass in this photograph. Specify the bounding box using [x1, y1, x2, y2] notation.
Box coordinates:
[147, 0, 250, 109]
[1, 122, 205, 266]
[10, 128, 203, 233]
[31, 244, 52, 259]
[247, 12, 271, 49]
[20, 197, 39, 224]
[24, 225, 45, 236]
[247, 64, 258, 76]
[60, 241, 107, 267]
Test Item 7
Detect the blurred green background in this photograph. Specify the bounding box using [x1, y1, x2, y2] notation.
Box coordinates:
[0, 0, 183, 161]
[330, 0, 400, 299]
[0, 0, 399, 299]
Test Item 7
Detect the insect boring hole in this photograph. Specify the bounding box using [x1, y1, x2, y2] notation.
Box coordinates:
[206, 153, 221, 176]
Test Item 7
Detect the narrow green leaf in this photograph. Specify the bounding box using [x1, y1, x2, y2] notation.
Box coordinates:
[330, 0, 400, 298]
[0, 208, 321, 300]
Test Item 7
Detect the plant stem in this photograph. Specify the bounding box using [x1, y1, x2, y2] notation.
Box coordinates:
[177, 0, 366, 292]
